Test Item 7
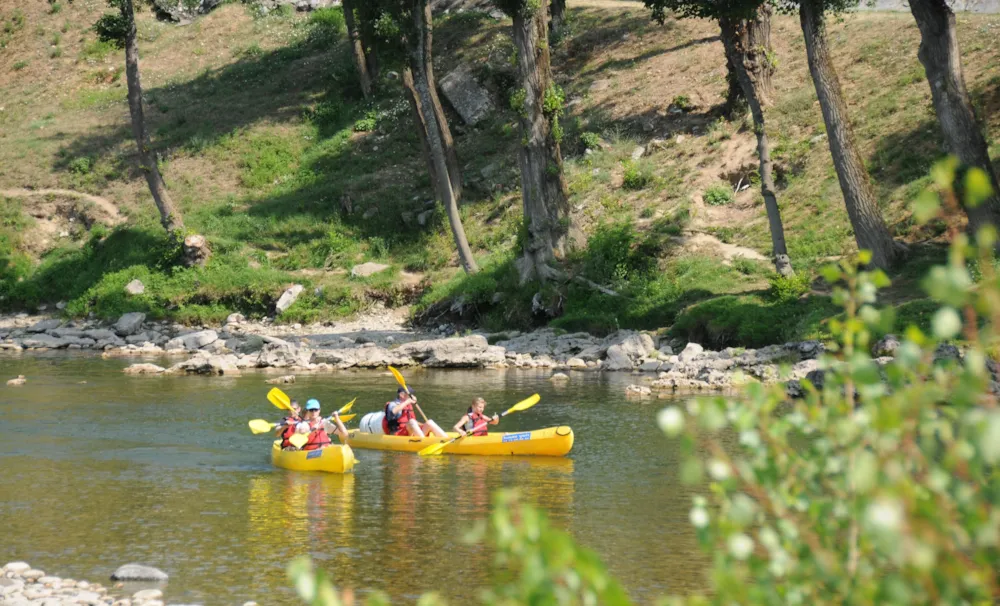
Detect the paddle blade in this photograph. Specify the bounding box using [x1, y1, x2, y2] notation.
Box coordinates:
[388, 366, 408, 392]
[267, 388, 292, 411]
[503, 394, 541, 416]
[289, 433, 309, 448]
[249, 419, 275, 434]
[338, 398, 356, 414]
[339, 414, 356, 423]
[418, 441, 450, 457]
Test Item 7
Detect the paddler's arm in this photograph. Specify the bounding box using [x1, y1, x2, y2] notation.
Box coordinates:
[488, 414, 500, 425]
[327, 411, 349, 441]
[453, 414, 471, 436]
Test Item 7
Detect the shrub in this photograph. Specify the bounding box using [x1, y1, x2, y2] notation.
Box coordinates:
[621, 160, 653, 191]
[67, 157, 92, 175]
[766, 272, 810, 303]
[579, 131, 601, 150]
[307, 6, 345, 47]
[12, 60, 28, 71]
[703, 183, 734, 206]
[671, 94, 692, 111]
[49, 2, 63, 14]
[353, 109, 377, 132]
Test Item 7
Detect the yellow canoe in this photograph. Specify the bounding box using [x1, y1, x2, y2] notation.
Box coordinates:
[270, 440, 357, 473]
[345, 426, 574, 457]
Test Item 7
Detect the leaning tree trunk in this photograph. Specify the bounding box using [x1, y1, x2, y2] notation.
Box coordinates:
[417, 6, 463, 202]
[358, 3, 381, 83]
[550, 0, 566, 36]
[121, 0, 185, 239]
[799, 0, 899, 270]
[511, 0, 571, 284]
[405, 0, 478, 274]
[342, 0, 373, 100]
[909, 0, 1000, 235]
[720, 10, 793, 277]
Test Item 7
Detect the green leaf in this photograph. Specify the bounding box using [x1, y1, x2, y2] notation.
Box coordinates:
[982, 412, 1000, 464]
[964, 167, 994, 208]
[932, 306, 962, 340]
[912, 189, 941, 224]
[851, 451, 878, 494]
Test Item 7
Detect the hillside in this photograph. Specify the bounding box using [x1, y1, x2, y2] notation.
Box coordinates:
[1, 0, 999, 346]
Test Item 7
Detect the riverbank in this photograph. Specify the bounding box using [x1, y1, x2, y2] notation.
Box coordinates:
[0, 309, 835, 393]
[0, 561, 218, 606]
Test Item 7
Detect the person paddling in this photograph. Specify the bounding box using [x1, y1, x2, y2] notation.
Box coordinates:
[298, 399, 349, 451]
[276, 399, 303, 449]
[383, 387, 447, 438]
[453, 397, 500, 437]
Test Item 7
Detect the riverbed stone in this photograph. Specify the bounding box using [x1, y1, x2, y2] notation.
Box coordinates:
[180, 330, 218, 350]
[550, 372, 569, 381]
[265, 374, 295, 384]
[21, 334, 67, 349]
[85, 329, 118, 341]
[110, 565, 168, 582]
[114, 313, 146, 336]
[678, 342, 704, 362]
[123, 363, 166, 375]
[124, 279, 145, 296]
[28, 318, 63, 333]
[4, 562, 31, 574]
[22, 569, 45, 581]
[566, 357, 587, 369]
[131, 589, 162, 601]
[125, 333, 150, 345]
[350, 262, 390, 278]
[275, 284, 304, 314]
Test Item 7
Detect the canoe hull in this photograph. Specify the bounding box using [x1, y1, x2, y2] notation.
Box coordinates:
[271, 440, 357, 473]
[345, 426, 574, 457]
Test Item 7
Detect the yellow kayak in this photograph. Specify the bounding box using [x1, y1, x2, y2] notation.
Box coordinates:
[345, 426, 574, 457]
[270, 440, 357, 473]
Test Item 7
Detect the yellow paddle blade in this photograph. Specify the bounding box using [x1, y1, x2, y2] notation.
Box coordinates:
[388, 366, 408, 392]
[503, 394, 541, 416]
[338, 398, 356, 414]
[417, 441, 450, 457]
[267, 387, 292, 411]
[248, 419, 276, 434]
[338, 414, 356, 423]
[289, 433, 309, 448]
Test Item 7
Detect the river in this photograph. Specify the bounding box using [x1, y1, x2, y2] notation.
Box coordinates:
[0, 353, 710, 604]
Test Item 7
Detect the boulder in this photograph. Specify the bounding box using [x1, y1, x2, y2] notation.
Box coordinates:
[21, 334, 67, 349]
[122, 364, 166, 375]
[603, 331, 654, 371]
[872, 334, 900, 358]
[152, 0, 223, 21]
[114, 313, 146, 336]
[6, 375, 26, 386]
[439, 65, 494, 125]
[27, 319, 62, 333]
[166, 354, 240, 376]
[124, 279, 145, 296]
[265, 375, 296, 384]
[678, 342, 704, 362]
[132, 589, 162, 601]
[51, 328, 88, 338]
[0, 342, 22, 351]
[625, 384, 652, 397]
[566, 357, 587, 369]
[236, 335, 266, 354]
[550, 372, 569, 381]
[351, 262, 390, 278]
[4, 562, 32, 574]
[395, 335, 505, 367]
[125, 333, 150, 345]
[256, 342, 312, 368]
[183, 330, 219, 350]
[226, 312, 246, 325]
[275, 284, 304, 314]
[85, 329, 118, 340]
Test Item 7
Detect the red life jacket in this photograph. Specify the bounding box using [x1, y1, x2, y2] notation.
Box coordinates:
[383, 400, 415, 435]
[302, 418, 331, 451]
[279, 416, 300, 449]
[465, 411, 489, 436]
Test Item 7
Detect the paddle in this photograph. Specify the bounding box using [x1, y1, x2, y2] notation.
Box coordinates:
[289, 433, 309, 449]
[417, 394, 541, 457]
[267, 387, 292, 411]
[249, 414, 357, 435]
[388, 366, 429, 423]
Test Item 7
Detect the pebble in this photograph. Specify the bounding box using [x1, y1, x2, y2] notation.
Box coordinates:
[23, 569, 45, 581]
[132, 589, 162, 600]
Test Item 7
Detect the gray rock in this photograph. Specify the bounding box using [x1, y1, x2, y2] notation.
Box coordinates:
[275, 284, 304, 314]
[630, 145, 645, 160]
[179, 330, 218, 350]
[27, 319, 62, 333]
[678, 342, 704, 362]
[566, 357, 587, 369]
[439, 65, 494, 125]
[256, 342, 312, 368]
[122, 363, 166, 375]
[51, 328, 88, 338]
[639, 359, 662, 372]
[226, 312, 246, 325]
[114, 313, 146, 336]
[550, 372, 569, 381]
[85, 329, 118, 341]
[21, 334, 67, 349]
[110, 564, 168, 582]
[872, 334, 900, 357]
[124, 279, 145, 296]
[125, 333, 150, 345]
[603, 331, 655, 371]
[417, 209, 434, 226]
[351, 262, 390, 278]
[131, 589, 162, 601]
[236, 335, 266, 354]
[3, 562, 31, 575]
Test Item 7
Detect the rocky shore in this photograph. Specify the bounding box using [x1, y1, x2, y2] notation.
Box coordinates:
[0, 562, 232, 606]
[0, 309, 841, 393]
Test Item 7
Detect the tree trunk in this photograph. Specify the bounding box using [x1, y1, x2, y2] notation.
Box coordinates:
[799, 0, 899, 270]
[723, 51, 744, 116]
[405, 0, 478, 274]
[358, 3, 380, 83]
[402, 68, 442, 196]
[909, 0, 1000, 235]
[550, 0, 566, 36]
[342, 0, 373, 100]
[511, 0, 571, 284]
[122, 0, 185, 239]
[719, 10, 793, 276]
[417, 4, 463, 201]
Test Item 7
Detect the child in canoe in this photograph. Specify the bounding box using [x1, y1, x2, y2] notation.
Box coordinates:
[297, 398, 350, 450]
[276, 399, 303, 449]
[384, 388, 448, 438]
[453, 397, 499, 437]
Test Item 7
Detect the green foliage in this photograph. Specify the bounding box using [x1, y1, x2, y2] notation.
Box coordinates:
[49, 2, 63, 14]
[94, 12, 129, 49]
[307, 7, 345, 47]
[237, 132, 300, 190]
[67, 157, 94, 175]
[579, 131, 601, 150]
[703, 183, 734, 206]
[12, 60, 28, 71]
[80, 37, 119, 60]
[509, 87, 527, 115]
[766, 272, 810, 303]
[621, 160, 653, 191]
[671, 94, 693, 111]
[662, 160, 1000, 605]
[353, 109, 378, 132]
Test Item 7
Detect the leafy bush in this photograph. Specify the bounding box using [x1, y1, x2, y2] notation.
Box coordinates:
[579, 131, 601, 150]
[671, 94, 692, 111]
[766, 272, 810, 303]
[12, 60, 28, 71]
[353, 109, 377, 132]
[307, 7, 345, 47]
[670, 293, 837, 348]
[67, 157, 93, 175]
[703, 183, 734, 206]
[621, 160, 653, 191]
[49, 2, 63, 14]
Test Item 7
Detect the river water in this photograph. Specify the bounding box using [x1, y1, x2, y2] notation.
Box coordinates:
[0, 353, 709, 604]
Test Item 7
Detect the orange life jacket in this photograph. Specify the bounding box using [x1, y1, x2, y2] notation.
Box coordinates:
[278, 415, 300, 448]
[302, 418, 331, 451]
[465, 410, 489, 436]
[383, 400, 415, 435]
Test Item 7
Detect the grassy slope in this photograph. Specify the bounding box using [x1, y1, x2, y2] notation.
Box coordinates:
[0, 1, 998, 344]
